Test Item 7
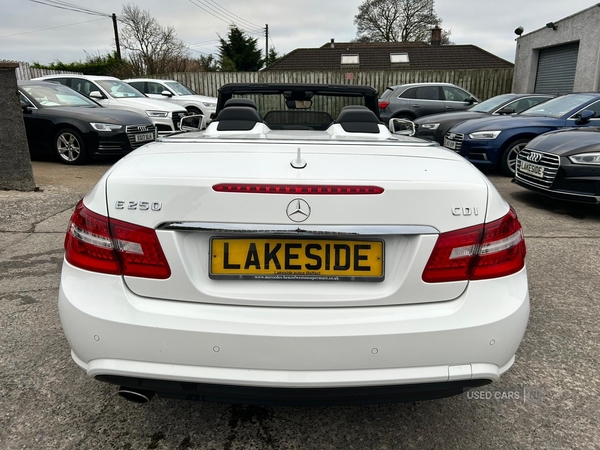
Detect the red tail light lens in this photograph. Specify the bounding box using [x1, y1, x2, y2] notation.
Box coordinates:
[471, 207, 526, 280]
[64, 200, 171, 279]
[213, 184, 384, 194]
[422, 207, 526, 283]
[379, 101, 390, 109]
[64, 201, 120, 275]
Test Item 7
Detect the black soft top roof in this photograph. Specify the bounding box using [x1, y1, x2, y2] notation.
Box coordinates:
[216, 83, 380, 117]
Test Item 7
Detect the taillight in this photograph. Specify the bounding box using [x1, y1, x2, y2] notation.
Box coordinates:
[422, 207, 526, 283]
[64, 200, 171, 279]
[379, 101, 390, 109]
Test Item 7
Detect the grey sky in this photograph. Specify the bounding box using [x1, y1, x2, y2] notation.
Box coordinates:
[0, 0, 596, 65]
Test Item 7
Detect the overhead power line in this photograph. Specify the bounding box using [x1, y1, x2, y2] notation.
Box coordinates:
[27, 0, 110, 17]
[204, 0, 262, 30]
[27, 0, 121, 58]
[0, 17, 105, 40]
[187, 0, 264, 34]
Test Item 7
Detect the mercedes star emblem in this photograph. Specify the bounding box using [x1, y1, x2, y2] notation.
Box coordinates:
[286, 198, 311, 222]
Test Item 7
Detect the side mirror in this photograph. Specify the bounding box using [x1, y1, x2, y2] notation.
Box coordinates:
[20, 101, 32, 113]
[180, 114, 206, 131]
[89, 91, 103, 100]
[389, 118, 415, 136]
[576, 109, 594, 125]
[497, 107, 516, 115]
[465, 97, 477, 105]
[161, 90, 173, 98]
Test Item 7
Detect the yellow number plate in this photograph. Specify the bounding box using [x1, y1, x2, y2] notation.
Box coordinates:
[210, 237, 384, 281]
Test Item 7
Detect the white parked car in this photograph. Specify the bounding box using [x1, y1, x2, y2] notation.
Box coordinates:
[59, 84, 529, 405]
[34, 75, 188, 135]
[124, 78, 217, 118]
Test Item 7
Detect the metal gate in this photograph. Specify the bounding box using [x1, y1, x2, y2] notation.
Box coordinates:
[534, 42, 579, 94]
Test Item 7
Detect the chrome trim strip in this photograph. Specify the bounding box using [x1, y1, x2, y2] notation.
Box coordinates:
[156, 222, 439, 235]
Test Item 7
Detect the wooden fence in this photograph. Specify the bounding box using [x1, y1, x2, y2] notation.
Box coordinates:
[154, 68, 514, 101]
[11, 61, 80, 80]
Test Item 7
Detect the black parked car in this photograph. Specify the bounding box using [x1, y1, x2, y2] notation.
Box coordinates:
[18, 81, 156, 165]
[414, 93, 554, 144]
[514, 127, 600, 204]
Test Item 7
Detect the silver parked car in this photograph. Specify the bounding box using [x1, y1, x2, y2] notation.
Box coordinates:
[379, 82, 480, 123]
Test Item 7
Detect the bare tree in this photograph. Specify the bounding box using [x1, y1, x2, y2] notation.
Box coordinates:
[354, 0, 451, 43]
[119, 4, 189, 75]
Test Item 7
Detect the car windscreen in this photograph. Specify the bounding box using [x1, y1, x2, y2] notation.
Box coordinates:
[96, 80, 146, 98]
[165, 81, 196, 96]
[520, 94, 598, 118]
[469, 94, 516, 113]
[22, 84, 97, 107]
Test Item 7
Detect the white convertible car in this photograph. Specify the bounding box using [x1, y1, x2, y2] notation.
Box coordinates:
[59, 84, 529, 405]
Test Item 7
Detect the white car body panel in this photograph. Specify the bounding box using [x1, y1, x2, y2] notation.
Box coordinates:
[59, 92, 529, 401]
[93, 139, 504, 307]
[59, 262, 528, 387]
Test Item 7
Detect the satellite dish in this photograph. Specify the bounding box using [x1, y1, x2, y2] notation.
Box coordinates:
[514, 26, 524, 36]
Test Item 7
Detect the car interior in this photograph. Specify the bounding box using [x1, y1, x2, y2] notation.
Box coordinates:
[214, 97, 383, 133]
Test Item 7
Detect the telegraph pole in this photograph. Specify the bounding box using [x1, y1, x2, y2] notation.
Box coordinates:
[265, 24, 269, 66]
[112, 13, 121, 60]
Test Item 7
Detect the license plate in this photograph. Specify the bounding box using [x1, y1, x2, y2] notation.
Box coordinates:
[444, 138, 456, 150]
[519, 160, 545, 178]
[135, 132, 154, 142]
[210, 237, 384, 281]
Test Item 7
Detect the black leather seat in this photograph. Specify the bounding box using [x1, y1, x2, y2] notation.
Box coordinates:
[336, 106, 382, 133]
[223, 98, 259, 110]
[214, 106, 263, 131]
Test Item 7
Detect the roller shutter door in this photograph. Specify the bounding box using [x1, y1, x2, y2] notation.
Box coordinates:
[534, 42, 579, 94]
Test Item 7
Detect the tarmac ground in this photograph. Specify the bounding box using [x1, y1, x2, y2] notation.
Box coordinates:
[1, 159, 599, 449]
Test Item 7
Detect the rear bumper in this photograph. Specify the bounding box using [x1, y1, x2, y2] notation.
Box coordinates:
[96, 374, 492, 405]
[59, 261, 529, 397]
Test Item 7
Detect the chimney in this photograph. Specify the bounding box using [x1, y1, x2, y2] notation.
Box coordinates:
[330, 38, 335, 48]
[431, 26, 442, 46]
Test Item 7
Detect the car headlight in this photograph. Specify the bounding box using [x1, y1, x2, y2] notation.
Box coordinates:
[468, 130, 501, 140]
[569, 152, 600, 165]
[90, 123, 123, 132]
[419, 123, 440, 130]
[145, 110, 169, 118]
[202, 102, 217, 108]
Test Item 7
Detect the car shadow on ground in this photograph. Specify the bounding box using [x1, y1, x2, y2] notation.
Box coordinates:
[30, 153, 121, 166]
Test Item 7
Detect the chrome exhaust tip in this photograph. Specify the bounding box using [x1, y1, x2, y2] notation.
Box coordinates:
[117, 387, 155, 404]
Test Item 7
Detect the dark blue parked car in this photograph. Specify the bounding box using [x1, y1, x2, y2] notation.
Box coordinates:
[443, 93, 600, 176]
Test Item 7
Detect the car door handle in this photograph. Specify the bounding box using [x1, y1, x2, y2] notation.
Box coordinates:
[412, 105, 421, 108]
[446, 106, 454, 110]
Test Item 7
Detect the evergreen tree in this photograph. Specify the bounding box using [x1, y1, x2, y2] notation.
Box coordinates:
[218, 27, 263, 72]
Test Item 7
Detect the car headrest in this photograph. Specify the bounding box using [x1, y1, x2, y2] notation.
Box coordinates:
[336, 108, 382, 133]
[215, 106, 263, 131]
[224, 98, 258, 110]
[340, 105, 370, 111]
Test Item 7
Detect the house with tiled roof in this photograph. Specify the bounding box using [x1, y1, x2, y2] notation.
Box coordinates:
[265, 39, 513, 72]
[262, 29, 514, 100]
